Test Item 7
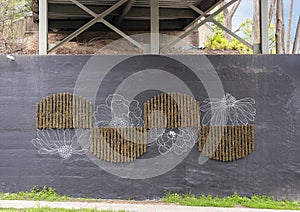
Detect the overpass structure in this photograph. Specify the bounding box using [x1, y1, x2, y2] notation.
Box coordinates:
[38, 0, 269, 54]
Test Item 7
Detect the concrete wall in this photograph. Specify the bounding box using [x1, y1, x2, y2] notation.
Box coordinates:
[0, 55, 299, 201]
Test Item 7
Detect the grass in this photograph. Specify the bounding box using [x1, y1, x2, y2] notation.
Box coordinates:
[1, 187, 299, 210]
[163, 193, 300, 210]
[0, 208, 126, 212]
[0, 186, 70, 202]
[0, 186, 101, 203]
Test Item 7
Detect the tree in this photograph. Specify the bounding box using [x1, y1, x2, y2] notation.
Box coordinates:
[292, 16, 300, 54]
[286, 0, 294, 53]
[269, 0, 276, 26]
[219, 0, 242, 41]
[275, 0, 285, 54]
[252, 0, 260, 45]
[0, 0, 32, 54]
[0, 0, 31, 38]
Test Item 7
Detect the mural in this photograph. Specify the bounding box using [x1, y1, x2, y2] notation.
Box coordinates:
[31, 129, 90, 159]
[94, 94, 144, 128]
[149, 128, 197, 155]
[200, 93, 256, 126]
[144, 93, 201, 129]
[36, 93, 93, 129]
[32, 92, 256, 162]
[199, 93, 256, 162]
[90, 127, 147, 163]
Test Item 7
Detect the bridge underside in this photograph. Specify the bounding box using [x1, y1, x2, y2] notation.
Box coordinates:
[38, 0, 268, 54]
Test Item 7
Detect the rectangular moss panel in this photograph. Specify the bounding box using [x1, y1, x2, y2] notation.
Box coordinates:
[36, 93, 93, 129]
[198, 125, 255, 162]
[90, 127, 147, 163]
[144, 92, 201, 129]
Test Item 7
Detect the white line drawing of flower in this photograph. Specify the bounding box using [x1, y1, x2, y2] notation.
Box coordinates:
[94, 94, 144, 128]
[149, 128, 197, 155]
[31, 129, 90, 159]
[200, 93, 256, 126]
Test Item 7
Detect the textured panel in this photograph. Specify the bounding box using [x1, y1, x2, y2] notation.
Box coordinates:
[36, 93, 93, 129]
[144, 93, 201, 129]
[198, 125, 255, 162]
[90, 128, 147, 163]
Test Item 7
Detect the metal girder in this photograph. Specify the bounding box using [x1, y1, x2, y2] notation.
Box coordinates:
[39, 0, 48, 55]
[68, 0, 143, 49]
[48, 4, 198, 20]
[101, 19, 143, 49]
[116, 0, 136, 26]
[47, 0, 128, 53]
[151, 0, 159, 54]
[183, 0, 252, 49]
[49, 19, 185, 31]
[160, 0, 238, 52]
[211, 20, 253, 49]
[260, 0, 269, 54]
[182, 0, 223, 30]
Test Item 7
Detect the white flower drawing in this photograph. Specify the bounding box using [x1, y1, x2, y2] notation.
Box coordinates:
[200, 93, 256, 126]
[149, 128, 197, 155]
[94, 94, 144, 128]
[31, 129, 90, 159]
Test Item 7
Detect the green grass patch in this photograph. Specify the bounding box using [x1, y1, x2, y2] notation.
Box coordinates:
[0, 208, 126, 212]
[0, 186, 70, 202]
[0, 186, 103, 203]
[163, 193, 300, 210]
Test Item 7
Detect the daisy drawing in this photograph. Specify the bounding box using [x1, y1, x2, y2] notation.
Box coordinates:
[31, 129, 90, 159]
[200, 93, 256, 126]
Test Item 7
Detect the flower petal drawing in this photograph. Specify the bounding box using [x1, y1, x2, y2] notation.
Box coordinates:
[32, 129, 90, 159]
[149, 128, 197, 155]
[94, 94, 144, 128]
[200, 93, 256, 126]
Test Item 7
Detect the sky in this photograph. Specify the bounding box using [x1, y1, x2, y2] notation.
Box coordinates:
[232, 0, 300, 48]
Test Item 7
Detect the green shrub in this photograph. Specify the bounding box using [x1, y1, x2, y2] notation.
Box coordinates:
[205, 34, 252, 54]
[206, 34, 229, 50]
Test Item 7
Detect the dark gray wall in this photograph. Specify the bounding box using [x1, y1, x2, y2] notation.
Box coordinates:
[0, 55, 299, 201]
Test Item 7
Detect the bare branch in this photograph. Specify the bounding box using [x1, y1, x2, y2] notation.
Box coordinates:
[269, 0, 276, 25]
[292, 16, 300, 54]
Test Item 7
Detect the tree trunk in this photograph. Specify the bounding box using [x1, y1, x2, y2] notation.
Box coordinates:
[292, 16, 300, 54]
[252, 0, 260, 44]
[220, 0, 241, 42]
[286, 0, 294, 53]
[269, 0, 276, 25]
[276, 0, 285, 54]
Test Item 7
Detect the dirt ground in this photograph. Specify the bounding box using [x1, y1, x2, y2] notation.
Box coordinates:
[0, 32, 240, 55]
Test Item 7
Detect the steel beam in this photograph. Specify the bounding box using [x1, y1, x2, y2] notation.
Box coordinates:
[69, 0, 97, 17]
[161, 0, 238, 52]
[182, 0, 223, 30]
[68, 0, 142, 49]
[101, 19, 143, 49]
[39, 0, 48, 55]
[116, 0, 136, 26]
[48, 4, 197, 20]
[47, 0, 128, 53]
[150, 0, 159, 54]
[211, 20, 253, 49]
[260, 0, 269, 54]
[184, 0, 252, 49]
